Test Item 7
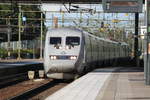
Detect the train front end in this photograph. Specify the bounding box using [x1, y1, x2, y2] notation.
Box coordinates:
[44, 28, 82, 79]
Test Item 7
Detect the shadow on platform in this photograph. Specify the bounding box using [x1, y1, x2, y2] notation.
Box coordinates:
[92, 67, 144, 73]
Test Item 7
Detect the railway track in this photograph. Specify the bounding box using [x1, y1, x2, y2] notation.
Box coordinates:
[0, 72, 28, 89]
[0, 70, 42, 89]
[0, 62, 44, 89]
[9, 79, 69, 100]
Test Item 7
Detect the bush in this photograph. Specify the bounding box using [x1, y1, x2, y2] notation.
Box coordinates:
[0, 48, 7, 58]
[0, 49, 41, 59]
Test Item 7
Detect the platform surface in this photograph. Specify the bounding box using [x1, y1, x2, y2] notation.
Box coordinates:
[0, 59, 44, 77]
[0, 59, 43, 68]
[45, 67, 150, 100]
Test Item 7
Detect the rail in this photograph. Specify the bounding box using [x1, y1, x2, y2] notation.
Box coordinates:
[9, 79, 66, 100]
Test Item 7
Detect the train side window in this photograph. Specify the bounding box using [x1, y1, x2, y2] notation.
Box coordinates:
[50, 37, 61, 45]
[66, 37, 80, 46]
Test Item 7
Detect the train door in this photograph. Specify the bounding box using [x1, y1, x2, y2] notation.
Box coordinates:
[89, 37, 92, 64]
[94, 38, 98, 66]
[99, 40, 102, 66]
[106, 42, 109, 64]
[84, 35, 91, 64]
[92, 38, 96, 66]
[114, 44, 117, 63]
[96, 39, 99, 65]
[102, 41, 105, 65]
[108, 42, 111, 65]
[104, 41, 107, 65]
[109, 43, 112, 64]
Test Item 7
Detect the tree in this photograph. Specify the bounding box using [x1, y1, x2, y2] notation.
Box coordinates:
[0, 3, 46, 41]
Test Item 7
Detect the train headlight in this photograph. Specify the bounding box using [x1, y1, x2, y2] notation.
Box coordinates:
[66, 46, 69, 50]
[53, 56, 57, 60]
[59, 46, 62, 49]
[50, 56, 57, 60]
[54, 45, 62, 49]
[70, 56, 77, 60]
[66, 45, 71, 50]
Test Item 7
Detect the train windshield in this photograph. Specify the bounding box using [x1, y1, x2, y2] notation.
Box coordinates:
[50, 37, 61, 45]
[66, 37, 80, 46]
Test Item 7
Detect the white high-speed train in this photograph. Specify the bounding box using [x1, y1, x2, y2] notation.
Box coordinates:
[44, 28, 130, 79]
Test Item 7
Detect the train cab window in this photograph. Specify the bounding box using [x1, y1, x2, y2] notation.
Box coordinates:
[66, 37, 80, 47]
[50, 37, 62, 49]
[50, 37, 61, 45]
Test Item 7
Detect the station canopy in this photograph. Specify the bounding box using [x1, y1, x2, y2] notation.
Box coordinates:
[0, 0, 102, 4]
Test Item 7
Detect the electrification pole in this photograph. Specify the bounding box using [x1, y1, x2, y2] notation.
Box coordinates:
[18, 5, 21, 60]
[145, 0, 150, 85]
[134, 12, 139, 67]
[79, 12, 82, 27]
[62, 11, 64, 27]
[7, 16, 11, 58]
[144, 0, 148, 83]
[40, 12, 43, 59]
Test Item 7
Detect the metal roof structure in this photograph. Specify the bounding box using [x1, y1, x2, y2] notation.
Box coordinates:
[0, 0, 145, 42]
[0, 26, 7, 42]
[0, 25, 40, 42]
[0, 0, 102, 4]
[0, 0, 102, 42]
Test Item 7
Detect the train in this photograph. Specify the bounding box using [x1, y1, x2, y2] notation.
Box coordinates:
[44, 28, 130, 79]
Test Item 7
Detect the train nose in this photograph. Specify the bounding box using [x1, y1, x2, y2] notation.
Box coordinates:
[47, 61, 75, 73]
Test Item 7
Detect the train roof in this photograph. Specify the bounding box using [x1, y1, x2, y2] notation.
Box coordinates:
[83, 30, 119, 44]
[48, 27, 81, 31]
[47, 27, 82, 37]
[47, 27, 128, 45]
[120, 42, 129, 46]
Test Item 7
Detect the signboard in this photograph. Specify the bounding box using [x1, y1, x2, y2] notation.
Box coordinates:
[141, 26, 146, 39]
[39, 70, 44, 78]
[102, 0, 143, 13]
[28, 71, 35, 80]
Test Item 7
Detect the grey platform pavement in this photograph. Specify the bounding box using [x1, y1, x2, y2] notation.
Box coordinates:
[45, 67, 150, 100]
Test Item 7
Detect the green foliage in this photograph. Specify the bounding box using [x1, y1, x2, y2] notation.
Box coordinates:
[0, 48, 40, 59]
[0, 48, 7, 58]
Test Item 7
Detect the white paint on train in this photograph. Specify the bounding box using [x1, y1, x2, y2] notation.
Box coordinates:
[44, 28, 130, 79]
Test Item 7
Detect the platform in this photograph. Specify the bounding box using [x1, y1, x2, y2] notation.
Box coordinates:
[0, 61, 43, 68]
[45, 67, 150, 100]
[0, 60, 43, 77]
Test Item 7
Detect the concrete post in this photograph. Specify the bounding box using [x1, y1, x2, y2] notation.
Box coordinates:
[18, 5, 21, 60]
[40, 12, 43, 59]
[7, 16, 11, 57]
